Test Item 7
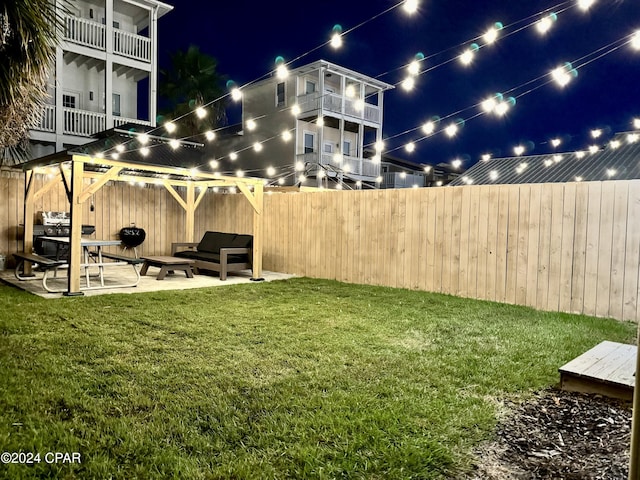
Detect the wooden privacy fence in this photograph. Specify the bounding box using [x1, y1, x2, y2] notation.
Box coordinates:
[202, 181, 640, 323]
[2, 167, 639, 322]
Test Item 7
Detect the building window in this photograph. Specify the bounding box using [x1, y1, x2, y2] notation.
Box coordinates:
[112, 93, 121, 116]
[276, 82, 285, 107]
[305, 80, 316, 94]
[343, 140, 352, 156]
[323, 142, 333, 154]
[62, 94, 77, 109]
[304, 132, 315, 154]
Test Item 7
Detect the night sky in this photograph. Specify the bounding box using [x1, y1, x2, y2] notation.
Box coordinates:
[156, 0, 640, 169]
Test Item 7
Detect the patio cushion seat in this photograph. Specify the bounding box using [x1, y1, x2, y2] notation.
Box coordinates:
[171, 231, 253, 280]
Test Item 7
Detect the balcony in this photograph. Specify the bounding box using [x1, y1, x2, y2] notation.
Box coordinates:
[32, 106, 151, 137]
[297, 92, 381, 124]
[381, 172, 426, 189]
[64, 15, 151, 63]
[296, 152, 380, 178]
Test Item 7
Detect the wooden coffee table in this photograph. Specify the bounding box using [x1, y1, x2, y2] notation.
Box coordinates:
[140, 256, 195, 280]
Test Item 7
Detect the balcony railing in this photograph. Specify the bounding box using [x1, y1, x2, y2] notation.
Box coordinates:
[114, 29, 151, 62]
[296, 152, 380, 178]
[63, 108, 106, 137]
[296, 92, 381, 124]
[382, 172, 426, 188]
[64, 16, 105, 50]
[63, 14, 151, 63]
[31, 106, 151, 137]
[33, 104, 56, 133]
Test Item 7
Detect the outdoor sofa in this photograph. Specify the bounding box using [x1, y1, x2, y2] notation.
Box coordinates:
[171, 231, 252, 280]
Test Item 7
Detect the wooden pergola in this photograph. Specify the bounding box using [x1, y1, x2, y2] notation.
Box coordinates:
[20, 141, 265, 296]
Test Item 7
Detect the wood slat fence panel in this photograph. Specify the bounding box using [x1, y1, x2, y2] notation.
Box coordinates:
[2, 168, 640, 322]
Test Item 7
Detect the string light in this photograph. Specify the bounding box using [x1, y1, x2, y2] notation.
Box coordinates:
[576, 150, 586, 158]
[401, 77, 415, 91]
[481, 154, 491, 161]
[551, 138, 562, 148]
[229, 152, 238, 161]
[444, 123, 459, 137]
[588, 145, 599, 154]
[459, 44, 479, 66]
[209, 159, 219, 169]
[405, 142, 415, 153]
[164, 122, 176, 133]
[403, 0, 418, 14]
[489, 170, 499, 180]
[610, 140, 621, 149]
[330, 24, 343, 48]
[138, 133, 149, 145]
[451, 158, 463, 169]
[195, 107, 207, 119]
[116, 144, 125, 153]
[634, 118, 640, 129]
[536, 13, 557, 35]
[140, 147, 149, 156]
[291, 104, 301, 116]
[253, 142, 263, 152]
[551, 62, 577, 87]
[205, 130, 215, 141]
[591, 129, 602, 138]
[246, 119, 257, 131]
[482, 22, 503, 45]
[169, 139, 180, 150]
[514, 145, 525, 156]
[282, 130, 292, 141]
[275, 56, 289, 79]
[231, 88, 242, 101]
[632, 31, 640, 50]
[421, 121, 435, 135]
[577, 0, 596, 12]
[266, 166, 276, 176]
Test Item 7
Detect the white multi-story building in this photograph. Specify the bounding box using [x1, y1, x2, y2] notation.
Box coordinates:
[211, 60, 393, 187]
[29, 0, 172, 158]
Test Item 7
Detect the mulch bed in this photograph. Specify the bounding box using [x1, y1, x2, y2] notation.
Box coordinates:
[463, 388, 632, 479]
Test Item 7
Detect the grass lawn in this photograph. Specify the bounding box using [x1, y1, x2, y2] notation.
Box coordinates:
[0, 277, 635, 479]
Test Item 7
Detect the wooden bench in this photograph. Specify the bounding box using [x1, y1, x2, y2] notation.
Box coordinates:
[13, 252, 68, 292]
[13, 252, 66, 278]
[93, 252, 145, 265]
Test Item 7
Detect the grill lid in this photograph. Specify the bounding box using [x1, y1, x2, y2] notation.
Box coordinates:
[119, 226, 146, 248]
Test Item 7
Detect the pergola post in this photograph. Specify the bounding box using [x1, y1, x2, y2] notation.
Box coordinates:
[22, 171, 35, 276]
[251, 182, 264, 281]
[65, 159, 84, 296]
[185, 182, 195, 243]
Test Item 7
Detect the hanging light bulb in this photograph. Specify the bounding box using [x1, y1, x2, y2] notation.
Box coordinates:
[195, 107, 207, 119]
[403, 0, 418, 14]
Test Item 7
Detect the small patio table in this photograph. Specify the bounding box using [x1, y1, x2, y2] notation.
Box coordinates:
[140, 256, 195, 280]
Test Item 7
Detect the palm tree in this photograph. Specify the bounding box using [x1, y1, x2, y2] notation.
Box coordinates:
[158, 45, 228, 139]
[0, 1, 67, 165]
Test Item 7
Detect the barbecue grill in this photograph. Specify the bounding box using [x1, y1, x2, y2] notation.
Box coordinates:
[33, 211, 95, 257]
[119, 224, 146, 255]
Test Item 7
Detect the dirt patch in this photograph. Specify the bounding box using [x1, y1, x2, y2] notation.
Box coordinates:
[462, 388, 632, 479]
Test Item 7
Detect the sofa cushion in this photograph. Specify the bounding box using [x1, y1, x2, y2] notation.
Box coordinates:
[197, 231, 236, 254]
[231, 234, 253, 249]
[174, 250, 202, 260]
